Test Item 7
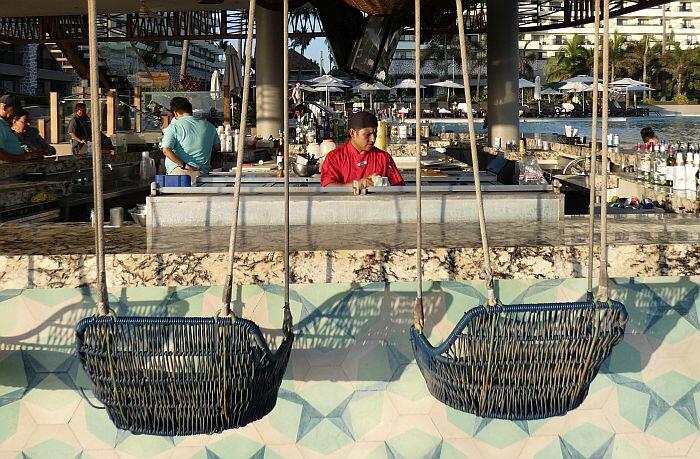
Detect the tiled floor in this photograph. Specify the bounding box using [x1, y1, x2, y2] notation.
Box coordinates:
[0, 277, 698, 458]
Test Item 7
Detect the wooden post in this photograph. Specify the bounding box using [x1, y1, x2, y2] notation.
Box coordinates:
[223, 84, 231, 126]
[106, 89, 117, 136]
[134, 85, 142, 133]
[49, 92, 60, 144]
[37, 118, 47, 140]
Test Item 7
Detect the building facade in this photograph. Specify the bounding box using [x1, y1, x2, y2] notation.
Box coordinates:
[389, 1, 700, 81]
[0, 44, 75, 96]
[520, 1, 700, 76]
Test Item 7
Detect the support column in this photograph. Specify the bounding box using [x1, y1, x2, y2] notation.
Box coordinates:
[486, 0, 519, 146]
[255, 6, 284, 139]
[49, 92, 60, 144]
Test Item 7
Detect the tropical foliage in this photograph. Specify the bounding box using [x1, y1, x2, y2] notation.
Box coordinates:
[544, 32, 700, 100]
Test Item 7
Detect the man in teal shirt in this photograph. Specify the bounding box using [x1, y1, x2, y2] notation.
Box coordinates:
[161, 97, 219, 182]
[0, 95, 40, 163]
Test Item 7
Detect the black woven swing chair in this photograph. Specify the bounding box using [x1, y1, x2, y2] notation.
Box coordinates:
[408, 0, 628, 420]
[76, 0, 295, 435]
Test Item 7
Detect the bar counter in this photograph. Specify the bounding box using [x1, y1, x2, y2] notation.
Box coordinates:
[2, 215, 698, 288]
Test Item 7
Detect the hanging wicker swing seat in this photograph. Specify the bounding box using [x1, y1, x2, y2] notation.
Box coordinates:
[76, 317, 293, 435]
[76, 0, 296, 437]
[411, 301, 627, 420]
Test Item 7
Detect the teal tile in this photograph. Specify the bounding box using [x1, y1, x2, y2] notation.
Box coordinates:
[207, 433, 265, 458]
[617, 385, 651, 430]
[473, 418, 529, 448]
[445, 407, 479, 436]
[297, 418, 353, 455]
[115, 431, 175, 457]
[0, 403, 20, 445]
[21, 288, 82, 307]
[0, 352, 27, 399]
[646, 410, 697, 443]
[24, 439, 81, 459]
[387, 364, 431, 402]
[386, 428, 441, 458]
[647, 371, 697, 405]
[341, 391, 385, 440]
[268, 395, 304, 442]
[559, 423, 613, 457]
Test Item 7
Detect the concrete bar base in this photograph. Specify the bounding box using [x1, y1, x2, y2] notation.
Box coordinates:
[146, 192, 563, 227]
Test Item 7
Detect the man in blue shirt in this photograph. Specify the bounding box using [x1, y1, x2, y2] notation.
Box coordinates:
[161, 97, 219, 182]
[0, 94, 40, 163]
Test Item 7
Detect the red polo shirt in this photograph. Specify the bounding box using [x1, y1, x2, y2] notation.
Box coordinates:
[320, 142, 405, 186]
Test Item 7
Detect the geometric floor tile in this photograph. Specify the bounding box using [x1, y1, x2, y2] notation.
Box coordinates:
[0, 277, 698, 458]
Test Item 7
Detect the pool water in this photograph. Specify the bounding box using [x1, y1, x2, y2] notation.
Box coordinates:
[432, 115, 700, 149]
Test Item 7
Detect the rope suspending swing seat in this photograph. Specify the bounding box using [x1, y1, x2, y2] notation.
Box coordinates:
[76, 0, 294, 435]
[409, 0, 628, 420]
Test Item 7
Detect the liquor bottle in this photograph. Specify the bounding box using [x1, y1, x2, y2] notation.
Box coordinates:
[649, 146, 657, 184]
[685, 151, 696, 190]
[635, 143, 644, 181]
[655, 148, 667, 186]
[666, 149, 676, 188]
[398, 115, 408, 143]
[519, 132, 526, 153]
[641, 144, 652, 182]
[673, 152, 685, 191]
[694, 153, 700, 192]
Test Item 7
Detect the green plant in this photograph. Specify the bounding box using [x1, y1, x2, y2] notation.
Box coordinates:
[544, 34, 593, 83]
[672, 93, 691, 104]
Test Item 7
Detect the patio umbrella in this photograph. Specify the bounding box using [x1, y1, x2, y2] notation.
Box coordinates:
[534, 76, 542, 115]
[352, 82, 390, 111]
[559, 81, 589, 92]
[393, 79, 426, 103]
[429, 80, 464, 102]
[429, 80, 464, 89]
[564, 75, 594, 84]
[518, 78, 535, 104]
[624, 84, 657, 108]
[307, 74, 346, 86]
[223, 44, 243, 95]
[313, 84, 344, 106]
[392, 79, 426, 89]
[313, 80, 348, 106]
[611, 78, 647, 87]
[541, 87, 563, 103]
[210, 69, 221, 100]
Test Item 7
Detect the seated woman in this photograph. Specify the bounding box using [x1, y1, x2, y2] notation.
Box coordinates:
[321, 111, 404, 194]
[11, 110, 56, 157]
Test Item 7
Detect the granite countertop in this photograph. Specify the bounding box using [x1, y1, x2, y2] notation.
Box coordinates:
[1, 215, 699, 256]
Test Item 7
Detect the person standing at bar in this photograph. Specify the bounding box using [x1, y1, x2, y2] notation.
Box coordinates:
[161, 97, 220, 182]
[67, 103, 92, 157]
[321, 111, 404, 193]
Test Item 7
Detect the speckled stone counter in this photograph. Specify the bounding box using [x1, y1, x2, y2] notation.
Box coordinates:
[2, 216, 699, 288]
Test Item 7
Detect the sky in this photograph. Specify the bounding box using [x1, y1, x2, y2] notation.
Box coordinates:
[303, 38, 331, 74]
[225, 37, 332, 75]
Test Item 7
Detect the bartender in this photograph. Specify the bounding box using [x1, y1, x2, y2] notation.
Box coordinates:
[321, 111, 404, 193]
[161, 97, 219, 181]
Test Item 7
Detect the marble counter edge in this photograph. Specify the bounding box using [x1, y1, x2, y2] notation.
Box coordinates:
[2, 243, 698, 289]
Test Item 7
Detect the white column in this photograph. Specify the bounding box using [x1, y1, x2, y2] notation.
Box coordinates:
[255, 6, 284, 139]
[486, 0, 520, 146]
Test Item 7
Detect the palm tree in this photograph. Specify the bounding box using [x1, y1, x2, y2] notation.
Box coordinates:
[179, 40, 190, 88]
[544, 34, 593, 83]
[608, 32, 627, 82]
[619, 36, 661, 98]
[661, 44, 699, 96]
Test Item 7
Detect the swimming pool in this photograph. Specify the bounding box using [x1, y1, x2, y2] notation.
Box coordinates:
[431, 115, 700, 148]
